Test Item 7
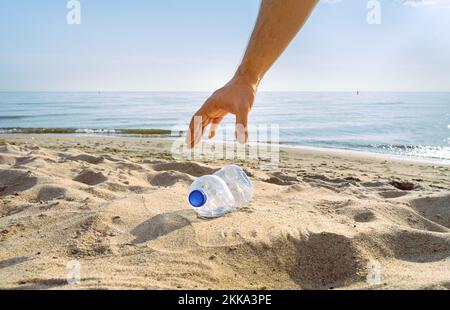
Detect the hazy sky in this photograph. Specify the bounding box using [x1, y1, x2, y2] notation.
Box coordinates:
[0, 0, 449, 91]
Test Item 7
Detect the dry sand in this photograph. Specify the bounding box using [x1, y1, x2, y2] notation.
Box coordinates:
[0, 134, 449, 290]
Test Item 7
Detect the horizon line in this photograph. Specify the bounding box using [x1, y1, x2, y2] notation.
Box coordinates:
[1, 90, 450, 93]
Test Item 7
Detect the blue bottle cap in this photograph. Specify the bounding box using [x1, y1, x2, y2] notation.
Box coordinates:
[188, 189, 207, 207]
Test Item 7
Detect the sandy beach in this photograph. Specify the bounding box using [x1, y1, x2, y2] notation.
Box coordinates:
[1, 134, 449, 290]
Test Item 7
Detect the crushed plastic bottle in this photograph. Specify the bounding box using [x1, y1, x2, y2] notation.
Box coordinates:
[188, 165, 253, 218]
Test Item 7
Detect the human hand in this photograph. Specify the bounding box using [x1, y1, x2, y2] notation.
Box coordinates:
[186, 75, 257, 148]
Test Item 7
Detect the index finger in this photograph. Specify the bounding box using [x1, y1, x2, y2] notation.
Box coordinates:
[186, 112, 211, 148]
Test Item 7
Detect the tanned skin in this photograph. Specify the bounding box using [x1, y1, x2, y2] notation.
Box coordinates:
[187, 0, 318, 148]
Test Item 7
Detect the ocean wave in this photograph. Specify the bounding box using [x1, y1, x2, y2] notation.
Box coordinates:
[0, 128, 174, 135]
[370, 144, 450, 160]
[278, 140, 450, 161]
[0, 115, 26, 120]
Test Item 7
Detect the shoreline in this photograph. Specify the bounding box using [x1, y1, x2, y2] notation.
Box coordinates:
[1, 133, 449, 166]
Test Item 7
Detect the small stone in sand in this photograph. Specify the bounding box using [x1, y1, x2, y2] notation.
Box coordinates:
[390, 181, 415, 191]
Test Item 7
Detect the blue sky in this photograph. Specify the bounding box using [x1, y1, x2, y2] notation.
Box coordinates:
[0, 0, 449, 91]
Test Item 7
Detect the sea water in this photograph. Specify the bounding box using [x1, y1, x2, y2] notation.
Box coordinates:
[0, 91, 449, 164]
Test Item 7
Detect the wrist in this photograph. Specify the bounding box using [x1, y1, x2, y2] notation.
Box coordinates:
[234, 65, 262, 90]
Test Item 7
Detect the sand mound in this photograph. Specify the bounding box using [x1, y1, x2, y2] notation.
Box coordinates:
[304, 174, 351, 184]
[264, 176, 296, 186]
[102, 154, 121, 162]
[360, 229, 450, 263]
[15, 156, 56, 169]
[151, 161, 217, 177]
[0, 155, 16, 165]
[62, 153, 104, 164]
[0, 143, 20, 153]
[67, 215, 117, 257]
[272, 171, 298, 181]
[410, 194, 450, 228]
[115, 161, 144, 171]
[354, 211, 376, 223]
[361, 181, 385, 188]
[209, 232, 366, 289]
[378, 190, 409, 199]
[74, 169, 107, 185]
[148, 171, 194, 187]
[0, 169, 38, 196]
[131, 210, 196, 244]
[283, 232, 365, 288]
[36, 185, 67, 201]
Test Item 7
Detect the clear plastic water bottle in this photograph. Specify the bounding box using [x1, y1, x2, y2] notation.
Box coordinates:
[214, 165, 253, 208]
[188, 165, 253, 218]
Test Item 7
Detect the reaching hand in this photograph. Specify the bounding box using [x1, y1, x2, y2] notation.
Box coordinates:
[185, 0, 317, 148]
[186, 75, 257, 148]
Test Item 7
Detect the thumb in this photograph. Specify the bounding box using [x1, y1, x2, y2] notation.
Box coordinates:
[235, 110, 249, 144]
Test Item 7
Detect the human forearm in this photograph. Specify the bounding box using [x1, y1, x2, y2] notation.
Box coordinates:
[187, 0, 317, 147]
[235, 0, 318, 86]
